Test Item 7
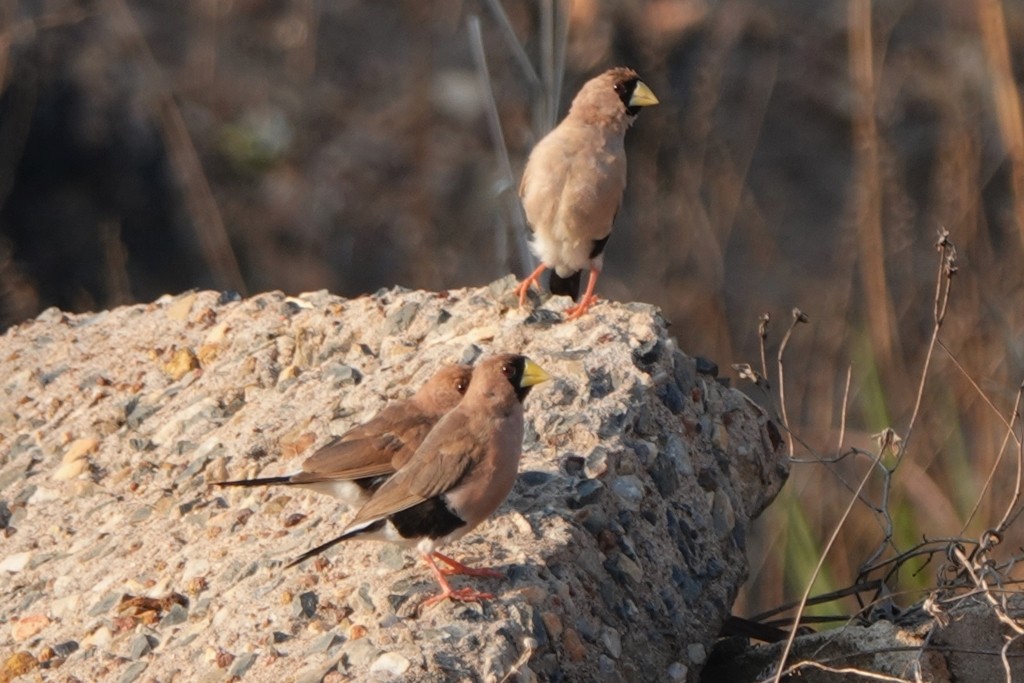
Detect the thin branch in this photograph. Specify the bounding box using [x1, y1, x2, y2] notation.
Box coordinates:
[479, 0, 541, 91]
[777, 307, 807, 459]
[467, 14, 531, 273]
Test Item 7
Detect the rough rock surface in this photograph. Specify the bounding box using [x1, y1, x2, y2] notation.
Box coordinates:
[0, 278, 787, 682]
[705, 595, 1024, 682]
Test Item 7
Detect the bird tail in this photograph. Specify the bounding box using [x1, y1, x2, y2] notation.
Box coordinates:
[212, 476, 295, 488]
[284, 519, 387, 568]
[549, 271, 582, 301]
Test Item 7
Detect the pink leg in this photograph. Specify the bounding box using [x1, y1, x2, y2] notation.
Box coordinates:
[513, 264, 548, 307]
[432, 551, 504, 579]
[420, 553, 496, 608]
[565, 269, 601, 319]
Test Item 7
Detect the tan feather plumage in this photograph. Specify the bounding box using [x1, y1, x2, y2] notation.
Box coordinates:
[213, 364, 472, 504]
[515, 67, 658, 319]
[290, 354, 550, 607]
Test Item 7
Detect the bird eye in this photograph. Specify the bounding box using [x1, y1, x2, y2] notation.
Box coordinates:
[614, 82, 626, 96]
[456, 380, 468, 393]
[501, 363, 514, 379]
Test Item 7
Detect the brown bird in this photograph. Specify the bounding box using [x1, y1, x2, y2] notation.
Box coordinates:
[213, 364, 473, 506]
[288, 353, 550, 607]
[514, 67, 659, 319]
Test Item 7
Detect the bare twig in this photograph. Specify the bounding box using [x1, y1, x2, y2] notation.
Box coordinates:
[478, 0, 541, 91]
[758, 312, 770, 382]
[467, 15, 531, 273]
[837, 364, 852, 458]
[777, 307, 807, 459]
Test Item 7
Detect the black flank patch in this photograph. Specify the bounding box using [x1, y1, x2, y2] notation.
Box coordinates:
[391, 496, 466, 540]
[549, 271, 581, 301]
[590, 234, 610, 258]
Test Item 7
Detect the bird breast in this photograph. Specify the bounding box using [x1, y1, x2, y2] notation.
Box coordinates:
[522, 125, 627, 273]
[442, 412, 524, 531]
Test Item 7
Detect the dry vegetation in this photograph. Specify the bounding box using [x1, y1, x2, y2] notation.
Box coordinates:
[4, 0, 1024, 676]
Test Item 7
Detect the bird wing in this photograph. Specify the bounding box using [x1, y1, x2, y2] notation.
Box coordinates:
[341, 415, 477, 530]
[554, 124, 627, 244]
[297, 408, 436, 481]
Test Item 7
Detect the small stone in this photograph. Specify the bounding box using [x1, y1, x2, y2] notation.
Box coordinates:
[52, 640, 79, 658]
[294, 591, 318, 618]
[129, 506, 153, 524]
[27, 486, 59, 504]
[516, 586, 547, 606]
[62, 437, 99, 464]
[52, 458, 88, 481]
[385, 302, 420, 334]
[686, 643, 707, 665]
[10, 614, 49, 641]
[598, 654, 617, 675]
[540, 612, 563, 640]
[341, 636, 381, 669]
[377, 544, 406, 571]
[562, 455, 585, 477]
[487, 274, 517, 299]
[667, 661, 689, 681]
[711, 420, 729, 451]
[216, 290, 241, 305]
[166, 292, 198, 320]
[519, 470, 553, 488]
[601, 626, 622, 659]
[458, 344, 483, 365]
[325, 363, 361, 388]
[631, 338, 662, 370]
[369, 652, 411, 676]
[656, 382, 686, 414]
[83, 625, 113, 648]
[307, 631, 344, 654]
[164, 347, 200, 380]
[712, 491, 736, 538]
[294, 656, 346, 683]
[585, 446, 606, 479]
[228, 652, 258, 678]
[162, 603, 189, 626]
[1, 551, 32, 573]
[695, 356, 718, 376]
[129, 634, 155, 659]
[89, 592, 123, 616]
[117, 660, 149, 683]
[2, 651, 37, 678]
[562, 628, 587, 662]
[606, 553, 643, 584]
[53, 437, 99, 480]
[569, 479, 604, 509]
[610, 476, 644, 510]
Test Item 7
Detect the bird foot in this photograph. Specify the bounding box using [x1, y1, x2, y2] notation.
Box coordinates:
[565, 294, 600, 320]
[432, 552, 504, 578]
[514, 265, 548, 307]
[422, 586, 496, 608]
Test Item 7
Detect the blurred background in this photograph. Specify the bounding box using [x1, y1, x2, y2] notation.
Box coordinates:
[3, 0, 1024, 624]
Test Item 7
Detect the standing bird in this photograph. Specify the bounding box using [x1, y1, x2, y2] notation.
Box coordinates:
[288, 354, 550, 607]
[213, 364, 473, 506]
[515, 67, 659, 319]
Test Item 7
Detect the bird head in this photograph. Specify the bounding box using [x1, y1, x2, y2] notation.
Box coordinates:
[569, 67, 659, 127]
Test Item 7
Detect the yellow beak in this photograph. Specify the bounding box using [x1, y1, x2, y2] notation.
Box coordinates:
[630, 81, 659, 107]
[520, 359, 551, 387]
